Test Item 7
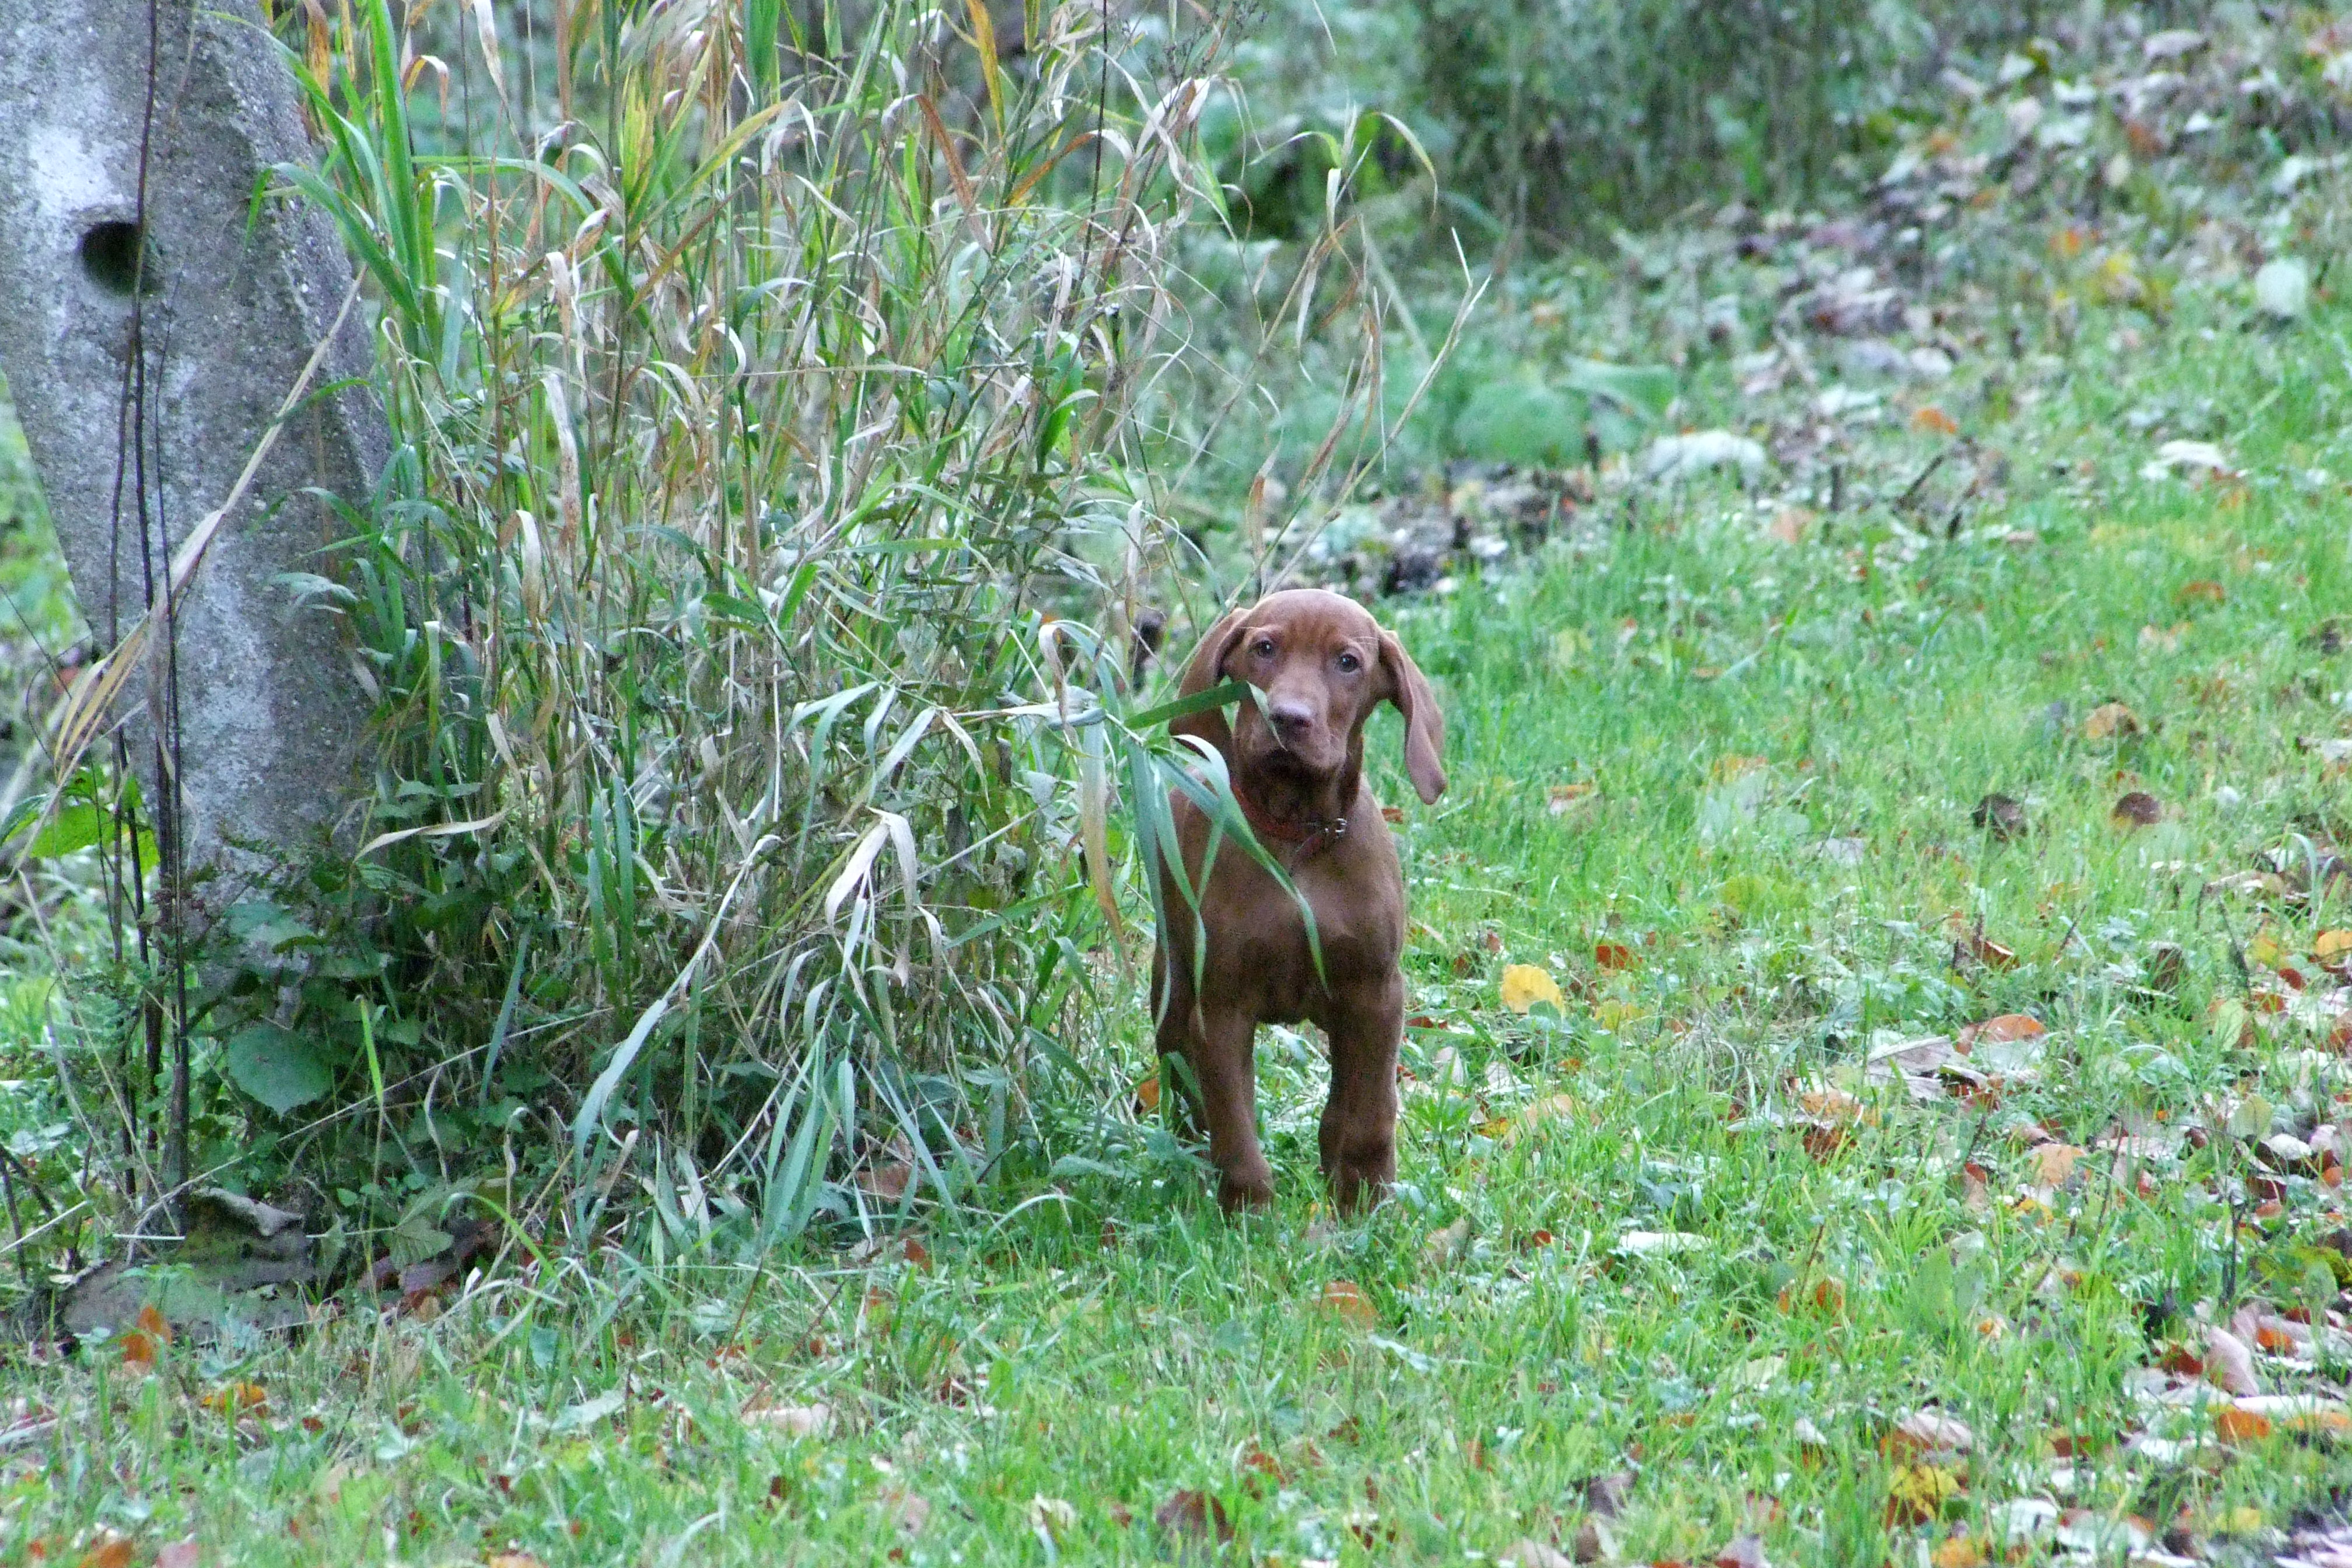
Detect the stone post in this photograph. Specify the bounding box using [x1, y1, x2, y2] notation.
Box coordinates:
[0, 0, 383, 900]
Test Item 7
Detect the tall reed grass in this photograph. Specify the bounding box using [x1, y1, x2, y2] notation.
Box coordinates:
[166, 0, 1329, 1261]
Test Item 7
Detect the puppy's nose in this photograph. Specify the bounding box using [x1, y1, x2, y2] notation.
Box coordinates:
[1267, 699, 1317, 739]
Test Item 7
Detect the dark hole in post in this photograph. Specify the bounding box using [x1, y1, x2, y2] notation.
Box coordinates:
[79, 220, 156, 297]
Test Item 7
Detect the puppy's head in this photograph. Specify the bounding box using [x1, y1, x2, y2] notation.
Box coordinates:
[1174, 588, 1446, 806]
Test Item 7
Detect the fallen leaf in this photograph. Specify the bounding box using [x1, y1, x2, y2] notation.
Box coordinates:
[2111, 790, 2162, 827]
[1714, 1532, 1770, 1568]
[199, 1382, 267, 1418]
[1957, 930, 2017, 970]
[1888, 1408, 1976, 1458]
[1027, 1495, 1078, 1539]
[1616, 1230, 1707, 1258]
[487, 1556, 547, 1568]
[1768, 506, 1814, 544]
[1423, 1217, 1472, 1266]
[1499, 964, 1566, 1014]
[1971, 793, 2027, 839]
[1132, 1074, 1161, 1114]
[1885, 1462, 1963, 1525]
[745, 1402, 833, 1438]
[1510, 1094, 1580, 1142]
[2232, 1395, 2351, 1435]
[1594, 941, 1636, 972]
[120, 1332, 156, 1370]
[886, 1489, 930, 1536]
[2083, 702, 2141, 740]
[1959, 1013, 2046, 1048]
[2316, 930, 2352, 961]
[1320, 1280, 1377, 1328]
[1548, 782, 1598, 817]
[860, 1162, 913, 1200]
[2204, 1326, 2261, 1396]
[73, 1536, 133, 1568]
[1502, 1541, 1575, 1568]
[2176, 579, 2227, 607]
[2141, 440, 2236, 482]
[1912, 405, 1959, 436]
[2214, 1406, 2272, 1443]
[2028, 1143, 2086, 1185]
[1154, 1490, 1233, 1545]
[155, 1543, 201, 1568]
[1929, 1535, 1987, 1568]
[1799, 1086, 1866, 1124]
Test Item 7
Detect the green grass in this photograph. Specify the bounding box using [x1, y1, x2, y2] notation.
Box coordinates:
[13, 274, 2352, 1563]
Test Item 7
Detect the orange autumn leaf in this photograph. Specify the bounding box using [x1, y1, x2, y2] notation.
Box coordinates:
[1132, 1073, 1161, 1114]
[1911, 406, 1959, 436]
[74, 1536, 134, 1568]
[1593, 942, 1636, 972]
[1320, 1280, 1376, 1328]
[200, 1382, 267, 1417]
[2215, 1406, 2272, 1443]
[1961, 1013, 2046, 1047]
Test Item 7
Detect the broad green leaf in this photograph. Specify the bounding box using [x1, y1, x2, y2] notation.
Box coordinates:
[24, 803, 106, 859]
[222, 1023, 332, 1115]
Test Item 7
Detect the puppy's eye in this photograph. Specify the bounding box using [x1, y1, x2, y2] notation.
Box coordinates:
[1252, 638, 1276, 659]
[1335, 651, 1362, 674]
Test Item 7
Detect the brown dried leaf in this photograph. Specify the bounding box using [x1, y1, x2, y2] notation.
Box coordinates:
[1971, 793, 2027, 839]
[745, 1401, 833, 1438]
[1888, 1408, 1976, 1458]
[2205, 1326, 2262, 1396]
[2028, 1143, 2086, 1186]
[1154, 1489, 1233, 1544]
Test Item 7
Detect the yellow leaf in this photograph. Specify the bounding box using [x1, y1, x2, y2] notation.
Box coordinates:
[964, 0, 1005, 128]
[1595, 998, 1643, 1031]
[2315, 930, 2352, 960]
[1499, 964, 1564, 1015]
[1930, 1536, 1987, 1568]
[2082, 702, 2141, 740]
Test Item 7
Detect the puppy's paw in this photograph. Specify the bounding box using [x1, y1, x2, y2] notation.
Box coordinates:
[1217, 1169, 1276, 1214]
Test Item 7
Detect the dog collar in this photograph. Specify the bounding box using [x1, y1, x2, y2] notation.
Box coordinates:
[1233, 783, 1348, 857]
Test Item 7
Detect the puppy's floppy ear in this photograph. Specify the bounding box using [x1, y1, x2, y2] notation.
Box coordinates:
[1378, 630, 1446, 806]
[1168, 605, 1252, 755]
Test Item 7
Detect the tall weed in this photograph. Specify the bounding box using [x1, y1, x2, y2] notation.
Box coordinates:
[72, 0, 1350, 1261]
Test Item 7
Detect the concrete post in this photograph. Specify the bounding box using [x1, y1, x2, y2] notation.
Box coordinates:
[0, 0, 383, 901]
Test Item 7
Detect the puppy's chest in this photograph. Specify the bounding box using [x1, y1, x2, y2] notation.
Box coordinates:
[1214, 856, 1402, 979]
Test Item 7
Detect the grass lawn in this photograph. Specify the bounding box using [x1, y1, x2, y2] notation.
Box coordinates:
[13, 281, 2352, 1564]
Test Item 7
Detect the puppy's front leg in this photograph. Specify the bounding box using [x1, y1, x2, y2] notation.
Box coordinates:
[1190, 1006, 1273, 1212]
[1319, 974, 1403, 1212]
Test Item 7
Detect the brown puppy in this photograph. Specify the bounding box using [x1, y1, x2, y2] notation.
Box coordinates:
[1154, 588, 1446, 1213]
